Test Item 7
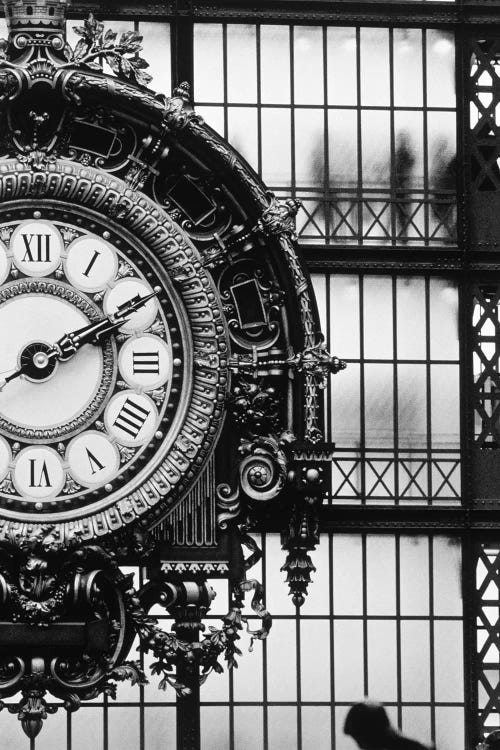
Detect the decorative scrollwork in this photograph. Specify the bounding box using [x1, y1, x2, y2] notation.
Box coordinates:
[255, 193, 302, 242]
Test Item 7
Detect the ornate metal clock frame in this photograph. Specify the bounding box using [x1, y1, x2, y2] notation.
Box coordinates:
[0, 0, 344, 742]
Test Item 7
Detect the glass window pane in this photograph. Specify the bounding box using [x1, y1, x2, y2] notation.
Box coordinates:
[261, 108, 291, 187]
[294, 26, 324, 104]
[261, 26, 290, 104]
[108, 708, 140, 750]
[427, 30, 455, 109]
[144, 707, 176, 750]
[400, 536, 430, 616]
[366, 535, 396, 614]
[302, 707, 332, 750]
[368, 620, 397, 701]
[433, 536, 462, 616]
[333, 620, 365, 700]
[295, 109, 324, 188]
[434, 621, 464, 702]
[227, 24, 257, 103]
[429, 279, 459, 360]
[401, 707, 432, 749]
[234, 707, 263, 750]
[268, 707, 297, 748]
[267, 620, 297, 700]
[401, 620, 431, 701]
[362, 110, 391, 189]
[194, 24, 224, 101]
[435, 708, 465, 750]
[364, 276, 393, 359]
[72, 709, 104, 750]
[201, 707, 229, 750]
[327, 27, 357, 106]
[333, 535, 363, 614]
[430, 364, 460, 449]
[301, 620, 331, 700]
[228, 107, 258, 170]
[398, 364, 427, 449]
[393, 29, 423, 108]
[331, 362, 360, 447]
[394, 110, 424, 189]
[397, 277, 426, 360]
[330, 275, 360, 358]
[365, 364, 394, 448]
[360, 28, 390, 106]
[139, 22, 171, 95]
[329, 109, 358, 188]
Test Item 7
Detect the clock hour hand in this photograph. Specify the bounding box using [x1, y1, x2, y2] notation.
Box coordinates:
[51, 291, 158, 362]
[0, 291, 158, 389]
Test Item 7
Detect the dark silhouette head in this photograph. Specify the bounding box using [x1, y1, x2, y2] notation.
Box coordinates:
[344, 702, 392, 749]
[344, 701, 433, 750]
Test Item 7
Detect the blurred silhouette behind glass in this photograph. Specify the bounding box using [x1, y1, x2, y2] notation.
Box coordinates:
[344, 702, 434, 750]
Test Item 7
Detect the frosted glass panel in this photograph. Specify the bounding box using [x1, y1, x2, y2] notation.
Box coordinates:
[144, 707, 176, 750]
[364, 363, 394, 447]
[329, 109, 358, 187]
[434, 621, 464, 702]
[228, 107, 258, 170]
[227, 25, 257, 103]
[139, 23, 171, 95]
[302, 707, 332, 750]
[398, 364, 427, 449]
[268, 707, 297, 749]
[294, 26, 324, 104]
[108, 708, 140, 750]
[363, 276, 393, 359]
[331, 362, 361, 447]
[429, 279, 459, 360]
[333, 535, 363, 614]
[194, 24, 224, 101]
[367, 620, 397, 701]
[261, 109, 291, 186]
[366, 535, 396, 615]
[433, 536, 462, 616]
[362, 110, 391, 189]
[401, 621, 431, 701]
[234, 707, 263, 750]
[393, 29, 423, 107]
[260, 26, 290, 104]
[430, 364, 460, 449]
[427, 30, 455, 109]
[201, 707, 229, 750]
[397, 277, 426, 360]
[300, 620, 331, 700]
[360, 28, 390, 106]
[294, 109, 324, 188]
[400, 536, 430, 615]
[266, 620, 297, 701]
[328, 27, 357, 106]
[330, 275, 360, 358]
[333, 620, 365, 700]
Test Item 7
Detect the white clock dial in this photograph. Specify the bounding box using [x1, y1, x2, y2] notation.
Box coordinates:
[0, 242, 10, 285]
[104, 279, 158, 334]
[66, 432, 120, 488]
[0, 438, 11, 481]
[104, 391, 158, 447]
[65, 236, 118, 293]
[118, 334, 171, 391]
[0, 289, 106, 433]
[13, 446, 65, 500]
[11, 220, 63, 277]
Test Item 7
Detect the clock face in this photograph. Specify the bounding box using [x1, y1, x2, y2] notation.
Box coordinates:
[0, 196, 227, 532]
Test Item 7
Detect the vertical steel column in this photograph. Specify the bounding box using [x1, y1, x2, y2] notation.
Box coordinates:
[170, 0, 194, 94]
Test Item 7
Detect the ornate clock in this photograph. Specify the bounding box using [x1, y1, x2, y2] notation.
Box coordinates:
[0, 0, 343, 741]
[0, 181, 227, 537]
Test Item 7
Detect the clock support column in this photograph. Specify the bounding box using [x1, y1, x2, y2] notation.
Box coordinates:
[167, 581, 215, 750]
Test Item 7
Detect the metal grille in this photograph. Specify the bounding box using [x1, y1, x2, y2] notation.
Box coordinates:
[199, 533, 465, 750]
[313, 272, 461, 505]
[193, 24, 457, 247]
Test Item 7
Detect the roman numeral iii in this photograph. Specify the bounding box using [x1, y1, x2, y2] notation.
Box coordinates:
[133, 351, 160, 374]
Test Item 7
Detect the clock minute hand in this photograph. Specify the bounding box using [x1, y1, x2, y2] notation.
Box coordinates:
[52, 290, 158, 362]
